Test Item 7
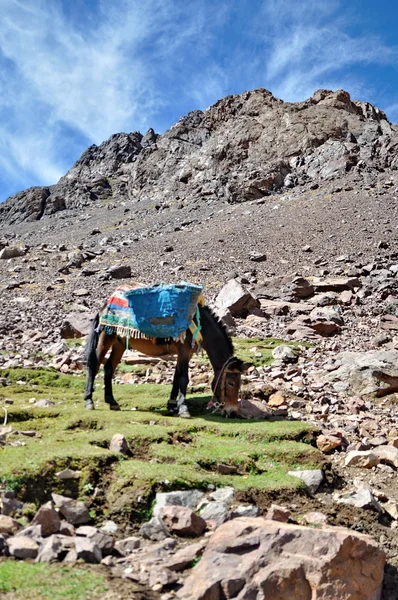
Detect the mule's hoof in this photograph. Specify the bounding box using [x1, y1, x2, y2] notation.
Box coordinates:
[178, 408, 191, 418]
[109, 403, 121, 411]
[85, 401, 95, 410]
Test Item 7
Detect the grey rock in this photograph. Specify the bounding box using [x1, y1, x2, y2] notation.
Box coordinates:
[321, 350, 398, 396]
[7, 535, 39, 559]
[153, 490, 204, 517]
[109, 433, 130, 455]
[51, 494, 91, 525]
[60, 312, 95, 338]
[115, 536, 141, 556]
[15, 525, 43, 543]
[35, 534, 74, 563]
[139, 517, 170, 541]
[287, 469, 324, 494]
[271, 344, 297, 363]
[0, 246, 26, 259]
[107, 265, 132, 279]
[215, 279, 260, 318]
[208, 486, 235, 503]
[99, 520, 119, 535]
[74, 536, 102, 563]
[199, 501, 229, 525]
[230, 504, 260, 519]
[339, 489, 382, 511]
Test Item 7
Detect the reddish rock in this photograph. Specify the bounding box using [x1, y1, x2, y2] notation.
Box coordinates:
[159, 506, 206, 537]
[177, 518, 385, 600]
[32, 501, 61, 537]
[316, 434, 342, 453]
[344, 451, 379, 468]
[267, 390, 288, 407]
[266, 504, 291, 523]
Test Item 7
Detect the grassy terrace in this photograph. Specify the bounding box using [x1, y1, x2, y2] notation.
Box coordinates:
[0, 360, 320, 520]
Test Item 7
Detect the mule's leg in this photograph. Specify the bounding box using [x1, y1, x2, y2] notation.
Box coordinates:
[84, 352, 98, 411]
[104, 338, 125, 410]
[84, 331, 115, 410]
[168, 340, 191, 418]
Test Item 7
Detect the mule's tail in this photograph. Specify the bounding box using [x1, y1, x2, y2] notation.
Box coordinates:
[84, 313, 100, 365]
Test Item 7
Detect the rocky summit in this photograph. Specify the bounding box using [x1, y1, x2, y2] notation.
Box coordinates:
[1, 88, 398, 599]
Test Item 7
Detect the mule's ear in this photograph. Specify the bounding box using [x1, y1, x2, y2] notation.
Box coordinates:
[240, 361, 253, 373]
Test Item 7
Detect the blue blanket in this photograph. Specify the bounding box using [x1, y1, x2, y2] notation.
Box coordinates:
[125, 282, 203, 339]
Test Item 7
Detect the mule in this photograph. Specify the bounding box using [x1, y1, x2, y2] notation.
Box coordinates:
[84, 303, 250, 417]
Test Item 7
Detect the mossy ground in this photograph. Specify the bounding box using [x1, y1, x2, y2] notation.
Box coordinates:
[0, 364, 321, 519]
[0, 357, 322, 598]
[0, 562, 109, 600]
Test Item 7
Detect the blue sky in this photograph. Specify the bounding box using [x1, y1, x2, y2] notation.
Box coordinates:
[0, 0, 397, 203]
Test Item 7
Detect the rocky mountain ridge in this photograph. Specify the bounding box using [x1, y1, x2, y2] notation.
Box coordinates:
[1, 88, 397, 226]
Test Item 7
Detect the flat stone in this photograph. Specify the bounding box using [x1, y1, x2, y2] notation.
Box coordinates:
[208, 487, 235, 503]
[164, 539, 208, 572]
[153, 490, 204, 517]
[303, 511, 328, 526]
[7, 535, 39, 559]
[344, 450, 380, 468]
[230, 504, 260, 519]
[339, 489, 382, 511]
[56, 468, 82, 480]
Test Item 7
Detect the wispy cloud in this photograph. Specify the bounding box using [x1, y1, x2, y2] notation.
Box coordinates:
[0, 0, 222, 197]
[258, 0, 398, 102]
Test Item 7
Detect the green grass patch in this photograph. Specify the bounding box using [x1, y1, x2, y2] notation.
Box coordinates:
[64, 338, 85, 349]
[0, 368, 320, 515]
[0, 562, 108, 600]
[233, 337, 308, 367]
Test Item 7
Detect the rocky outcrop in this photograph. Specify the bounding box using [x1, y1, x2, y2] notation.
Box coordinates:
[177, 517, 385, 600]
[1, 88, 397, 225]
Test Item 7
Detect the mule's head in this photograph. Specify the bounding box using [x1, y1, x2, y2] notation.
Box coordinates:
[212, 357, 252, 418]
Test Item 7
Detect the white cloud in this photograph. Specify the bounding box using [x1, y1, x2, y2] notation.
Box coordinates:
[259, 0, 398, 102]
[0, 0, 219, 196]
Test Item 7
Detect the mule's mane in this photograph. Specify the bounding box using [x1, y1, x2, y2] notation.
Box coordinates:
[200, 304, 234, 354]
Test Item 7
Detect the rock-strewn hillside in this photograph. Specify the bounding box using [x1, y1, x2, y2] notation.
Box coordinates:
[1, 88, 397, 225]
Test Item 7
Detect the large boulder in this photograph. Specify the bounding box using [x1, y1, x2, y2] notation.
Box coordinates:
[60, 312, 95, 339]
[321, 349, 398, 395]
[177, 517, 385, 600]
[215, 279, 260, 318]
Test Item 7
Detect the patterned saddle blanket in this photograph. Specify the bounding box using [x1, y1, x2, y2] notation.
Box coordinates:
[99, 282, 204, 342]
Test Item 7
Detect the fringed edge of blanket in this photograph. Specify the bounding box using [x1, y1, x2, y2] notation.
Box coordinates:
[100, 323, 188, 343]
